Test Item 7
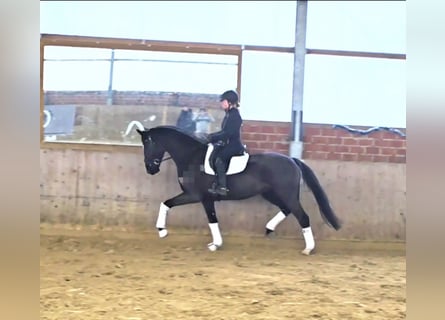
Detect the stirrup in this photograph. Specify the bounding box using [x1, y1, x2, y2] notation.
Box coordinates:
[215, 187, 229, 196]
[208, 182, 218, 194]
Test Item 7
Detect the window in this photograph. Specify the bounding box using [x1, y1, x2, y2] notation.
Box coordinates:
[303, 55, 406, 127]
[42, 41, 239, 145]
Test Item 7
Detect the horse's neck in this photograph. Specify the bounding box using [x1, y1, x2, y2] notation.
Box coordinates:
[160, 133, 205, 165]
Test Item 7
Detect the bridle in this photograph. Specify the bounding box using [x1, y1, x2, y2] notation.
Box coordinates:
[144, 135, 172, 166]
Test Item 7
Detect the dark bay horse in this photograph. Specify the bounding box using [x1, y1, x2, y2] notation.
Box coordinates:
[137, 126, 341, 255]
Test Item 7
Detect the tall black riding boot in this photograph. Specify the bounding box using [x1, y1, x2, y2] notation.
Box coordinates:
[207, 158, 229, 196]
[214, 158, 229, 196]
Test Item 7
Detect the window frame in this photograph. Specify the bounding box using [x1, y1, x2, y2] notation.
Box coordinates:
[40, 34, 246, 151]
[40, 34, 405, 151]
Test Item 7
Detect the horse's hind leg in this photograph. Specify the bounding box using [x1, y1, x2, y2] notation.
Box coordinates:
[201, 199, 222, 251]
[289, 200, 315, 255]
[263, 189, 315, 255]
[261, 191, 292, 236]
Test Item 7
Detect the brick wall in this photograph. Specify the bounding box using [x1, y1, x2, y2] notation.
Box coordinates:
[44, 91, 406, 163]
[302, 123, 406, 163]
[45, 91, 219, 109]
[241, 121, 406, 163]
[242, 121, 291, 155]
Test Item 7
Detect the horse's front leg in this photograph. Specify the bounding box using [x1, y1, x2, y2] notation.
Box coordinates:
[156, 192, 200, 238]
[201, 199, 222, 251]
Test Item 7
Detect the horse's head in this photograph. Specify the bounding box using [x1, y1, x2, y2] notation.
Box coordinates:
[136, 128, 166, 175]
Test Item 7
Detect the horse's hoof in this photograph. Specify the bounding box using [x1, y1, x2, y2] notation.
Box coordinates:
[158, 229, 168, 238]
[265, 228, 275, 237]
[301, 248, 314, 255]
[207, 242, 221, 252]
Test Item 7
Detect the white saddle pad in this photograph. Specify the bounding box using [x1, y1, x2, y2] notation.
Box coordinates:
[204, 144, 249, 175]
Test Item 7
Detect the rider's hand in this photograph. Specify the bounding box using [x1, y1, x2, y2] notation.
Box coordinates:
[214, 140, 225, 147]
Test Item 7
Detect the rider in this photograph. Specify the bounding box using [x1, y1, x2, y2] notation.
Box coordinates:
[207, 90, 244, 196]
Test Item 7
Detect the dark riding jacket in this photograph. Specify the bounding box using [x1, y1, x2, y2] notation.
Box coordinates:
[208, 107, 244, 161]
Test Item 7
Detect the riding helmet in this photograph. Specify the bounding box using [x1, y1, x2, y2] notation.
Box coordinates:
[220, 90, 239, 105]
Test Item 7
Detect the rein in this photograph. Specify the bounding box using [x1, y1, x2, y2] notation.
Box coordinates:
[152, 155, 172, 166]
[160, 155, 172, 162]
[147, 127, 203, 166]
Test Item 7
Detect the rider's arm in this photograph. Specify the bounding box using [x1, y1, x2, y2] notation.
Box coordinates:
[208, 113, 241, 143]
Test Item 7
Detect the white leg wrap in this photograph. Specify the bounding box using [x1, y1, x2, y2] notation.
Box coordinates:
[208, 223, 223, 251]
[302, 226, 315, 255]
[265, 211, 287, 231]
[156, 203, 169, 238]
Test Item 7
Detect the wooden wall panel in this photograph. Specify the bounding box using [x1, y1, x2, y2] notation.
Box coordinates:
[40, 149, 406, 241]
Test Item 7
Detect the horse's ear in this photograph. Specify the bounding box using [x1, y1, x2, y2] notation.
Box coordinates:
[136, 129, 143, 135]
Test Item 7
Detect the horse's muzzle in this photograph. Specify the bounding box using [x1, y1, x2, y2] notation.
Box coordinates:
[145, 163, 160, 175]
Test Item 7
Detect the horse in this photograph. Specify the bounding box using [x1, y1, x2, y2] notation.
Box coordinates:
[137, 125, 341, 255]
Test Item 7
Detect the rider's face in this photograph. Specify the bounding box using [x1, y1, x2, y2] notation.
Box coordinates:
[220, 99, 229, 110]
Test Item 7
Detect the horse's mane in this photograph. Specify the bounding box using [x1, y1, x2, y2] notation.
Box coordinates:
[149, 125, 208, 146]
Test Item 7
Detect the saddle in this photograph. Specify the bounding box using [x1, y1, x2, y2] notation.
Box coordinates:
[203, 144, 249, 175]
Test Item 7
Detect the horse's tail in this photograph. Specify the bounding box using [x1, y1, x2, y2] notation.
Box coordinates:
[292, 158, 342, 230]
